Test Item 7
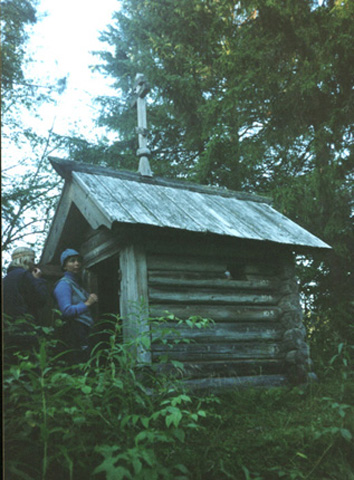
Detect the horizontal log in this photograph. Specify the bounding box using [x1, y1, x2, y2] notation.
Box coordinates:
[149, 288, 279, 305]
[148, 270, 223, 280]
[242, 264, 281, 276]
[154, 359, 286, 378]
[81, 226, 113, 250]
[83, 240, 120, 268]
[145, 230, 291, 262]
[147, 254, 225, 273]
[148, 275, 279, 291]
[181, 375, 288, 390]
[149, 305, 282, 322]
[151, 322, 282, 343]
[147, 251, 282, 278]
[152, 342, 281, 361]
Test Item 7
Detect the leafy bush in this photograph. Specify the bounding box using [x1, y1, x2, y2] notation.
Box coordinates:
[3, 313, 354, 480]
[3, 315, 215, 480]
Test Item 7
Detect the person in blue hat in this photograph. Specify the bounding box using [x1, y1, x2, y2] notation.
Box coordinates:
[54, 249, 98, 363]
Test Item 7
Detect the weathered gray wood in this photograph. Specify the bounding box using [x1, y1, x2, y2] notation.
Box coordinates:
[147, 254, 225, 273]
[152, 342, 280, 361]
[41, 182, 74, 264]
[120, 244, 151, 364]
[71, 174, 112, 230]
[278, 259, 312, 384]
[145, 229, 292, 261]
[83, 269, 99, 320]
[151, 321, 282, 343]
[154, 359, 286, 378]
[147, 254, 282, 278]
[149, 288, 279, 305]
[81, 228, 121, 268]
[149, 305, 282, 322]
[49, 157, 272, 204]
[181, 374, 288, 390]
[148, 275, 278, 291]
[81, 227, 115, 252]
[133, 73, 153, 176]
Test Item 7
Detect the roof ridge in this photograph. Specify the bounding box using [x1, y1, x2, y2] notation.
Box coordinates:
[49, 156, 272, 204]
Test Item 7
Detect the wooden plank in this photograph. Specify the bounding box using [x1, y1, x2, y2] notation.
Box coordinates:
[149, 305, 282, 322]
[149, 288, 279, 305]
[83, 239, 120, 268]
[81, 227, 115, 253]
[148, 270, 226, 281]
[148, 275, 278, 291]
[147, 254, 226, 273]
[152, 342, 281, 361]
[121, 176, 208, 232]
[158, 185, 242, 236]
[148, 266, 281, 281]
[151, 322, 282, 343]
[145, 229, 290, 261]
[154, 359, 286, 378]
[181, 375, 288, 390]
[147, 254, 281, 279]
[94, 175, 163, 226]
[243, 264, 281, 276]
[41, 182, 74, 264]
[120, 244, 151, 364]
[80, 228, 121, 268]
[83, 269, 99, 320]
[202, 193, 268, 241]
[71, 175, 112, 230]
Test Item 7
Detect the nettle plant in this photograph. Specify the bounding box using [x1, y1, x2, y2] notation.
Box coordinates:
[3, 312, 218, 480]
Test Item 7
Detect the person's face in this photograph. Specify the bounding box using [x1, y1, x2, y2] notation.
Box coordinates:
[64, 255, 82, 274]
[26, 256, 36, 269]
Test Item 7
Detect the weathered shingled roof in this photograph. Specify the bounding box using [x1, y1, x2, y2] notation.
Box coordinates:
[49, 157, 331, 250]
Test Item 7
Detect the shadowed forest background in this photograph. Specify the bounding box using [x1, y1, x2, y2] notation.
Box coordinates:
[2, 0, 353, 478]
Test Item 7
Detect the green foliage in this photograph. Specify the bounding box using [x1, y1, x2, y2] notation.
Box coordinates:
[1, 0, 37, 93]
[93, 0, 354, 345]
[2, 144, 62, 253]
[3, 315, 215, 479]
[4, 312, 354, 479]
[1, 0, 67, 256]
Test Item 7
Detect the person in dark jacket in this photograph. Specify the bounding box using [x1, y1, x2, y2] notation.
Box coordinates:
[53, 249, 98, 363]
[3, 247, 48, 353]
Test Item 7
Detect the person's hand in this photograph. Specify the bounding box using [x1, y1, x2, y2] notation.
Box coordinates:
[85, 293, 98, 306]
[32, 268, 42, 279]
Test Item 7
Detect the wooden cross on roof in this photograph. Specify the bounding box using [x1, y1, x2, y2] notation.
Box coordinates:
[131, 73, 153, 177]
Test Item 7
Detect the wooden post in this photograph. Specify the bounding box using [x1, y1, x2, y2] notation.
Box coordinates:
[83, 268, 99, 321]
[120, 244, 151, 364]
[131, 73, 153, 177]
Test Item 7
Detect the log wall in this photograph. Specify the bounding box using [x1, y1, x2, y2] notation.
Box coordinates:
[117, 227, 313, 388]
[145, 238, 299, 388]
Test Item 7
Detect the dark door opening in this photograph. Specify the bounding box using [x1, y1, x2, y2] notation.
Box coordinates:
[89, 254, 122, 349]
[92, 254, 120, 318]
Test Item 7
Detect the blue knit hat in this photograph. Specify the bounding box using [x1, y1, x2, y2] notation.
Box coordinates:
[60, 248, 81, 268]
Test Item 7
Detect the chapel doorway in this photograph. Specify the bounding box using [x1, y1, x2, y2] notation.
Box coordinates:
[89, 254, 122, 347]
[93, 254, 120, 318]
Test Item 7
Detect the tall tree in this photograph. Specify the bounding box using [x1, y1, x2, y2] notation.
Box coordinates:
[1, 0, 37, 94]
[1, 0, 64, 256]
[95, 0, 353, 336]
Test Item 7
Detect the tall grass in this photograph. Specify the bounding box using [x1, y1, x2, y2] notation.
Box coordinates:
[3, 314, 354, 479]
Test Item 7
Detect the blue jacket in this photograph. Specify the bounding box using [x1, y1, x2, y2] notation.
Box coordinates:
[54, 272, 94, 327]
[3, 267, 48, 319]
